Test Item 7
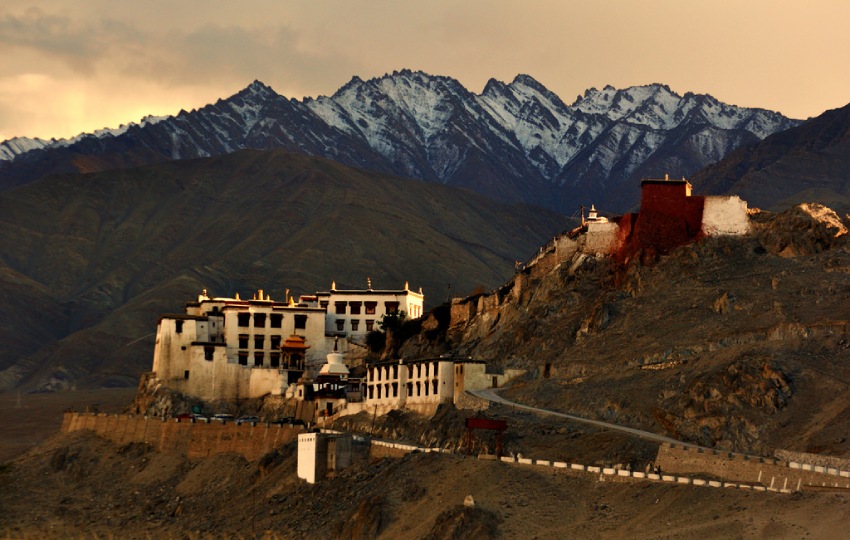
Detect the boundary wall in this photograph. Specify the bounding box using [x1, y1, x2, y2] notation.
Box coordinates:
[775, 449, 850, 472]
[331, 432, 813, 495]
[656, 443, 850, 491]
[491, 454, 791, 493]
[61, 412, 301, 461]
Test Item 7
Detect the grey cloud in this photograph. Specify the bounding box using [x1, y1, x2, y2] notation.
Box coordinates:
[0, 7, 147, 75]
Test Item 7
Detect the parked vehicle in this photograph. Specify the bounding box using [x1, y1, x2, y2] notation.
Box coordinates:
[235, 416, 260, 424]
[211, 413, 235, 422]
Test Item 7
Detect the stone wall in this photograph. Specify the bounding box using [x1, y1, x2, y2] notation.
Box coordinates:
[775, 449, 850, 471]
[584, 221, 621, 254]
[62, 412, 301, 461]
[656, 443, 850, 491]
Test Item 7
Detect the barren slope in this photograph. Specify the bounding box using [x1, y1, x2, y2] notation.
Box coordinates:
[401, 204, 850, 456]
[1, 429, 849, 539]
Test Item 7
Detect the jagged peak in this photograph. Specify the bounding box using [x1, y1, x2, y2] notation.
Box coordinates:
[232, 80, 281, 101]
[482, 77, 507, 94]
[363, 69, 466, 92]
[511, 74, 546, 90]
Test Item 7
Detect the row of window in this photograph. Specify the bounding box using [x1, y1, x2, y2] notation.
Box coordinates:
[369, 362, 439, 382]
[334, 319, 375, 332]
[237, 334, 286, 350]
[334, 301, 398, 315]
[236, 313, 307, 329]
[237, 352, 282, 368]
[367, 379, 439, 400]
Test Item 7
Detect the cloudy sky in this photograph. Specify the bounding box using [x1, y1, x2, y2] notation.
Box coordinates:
[1, 1, 848, 141]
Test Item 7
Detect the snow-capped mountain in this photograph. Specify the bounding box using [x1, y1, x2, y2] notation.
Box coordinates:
[0, 71, 799, 212]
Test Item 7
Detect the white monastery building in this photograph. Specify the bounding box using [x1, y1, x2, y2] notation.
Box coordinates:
[150, 280, 423, 401]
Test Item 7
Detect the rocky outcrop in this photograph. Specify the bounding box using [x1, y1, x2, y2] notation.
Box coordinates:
[656, 359, 793, 452]
[752, 203, 849, 256]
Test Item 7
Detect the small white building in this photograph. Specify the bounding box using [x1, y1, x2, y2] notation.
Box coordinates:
[355, 357, 526, 417]
[297, 431, 353, 483]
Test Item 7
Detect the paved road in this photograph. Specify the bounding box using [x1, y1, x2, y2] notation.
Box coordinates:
[470, 387, 696, 448]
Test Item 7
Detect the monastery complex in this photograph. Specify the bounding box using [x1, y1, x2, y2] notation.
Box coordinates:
[145, 176, 750, 423]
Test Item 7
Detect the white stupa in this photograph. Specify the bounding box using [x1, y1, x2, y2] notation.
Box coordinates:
[319, 338, 349, 378]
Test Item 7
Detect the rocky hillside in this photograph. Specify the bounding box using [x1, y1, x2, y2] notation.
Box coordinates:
[398, 203, 850, 456]
[0, 150, 568, 392]
[2, 427, 848, 538]
[0, 71, 798, 213]
[692, 101, 850, 212]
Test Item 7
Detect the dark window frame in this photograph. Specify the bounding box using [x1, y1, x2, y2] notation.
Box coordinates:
[269, 313, 283, 328]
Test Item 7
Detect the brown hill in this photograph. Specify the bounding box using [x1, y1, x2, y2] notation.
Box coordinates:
[692, 102, 850, 212]
[1, 428, 847, 538]
[398, 203, 850, 457]
[0, 150, 569, 392]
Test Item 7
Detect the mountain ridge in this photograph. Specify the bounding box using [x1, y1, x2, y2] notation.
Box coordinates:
[0, 72, 800, 213]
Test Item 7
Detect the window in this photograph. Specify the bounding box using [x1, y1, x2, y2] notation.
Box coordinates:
[175, 320, 183, 334]
[385, 301, 400, 314]
[365, 302, 377, 315]
[366, 319, 374, 332]
[294, 314, 307, 330]
[204, 347, 214, 361]
[336, 319, 345, 332]
[270, 353, 280, 368]
[270, 314, 282, 328]
[184, 370, 189, 380]
[237, 313, 251, 327]
[270, 335, 281, 349]
[238, 335, 249, 349]
[238, 353, 248, 366]
[335, 302, 347, 315]
[351, 319, 359, 332]
[254, 353, 264, 367]
[350, 302, 361, 315]
[254, 313, 266, 328]
[254, 336, 264, 349]
[320, 301, 329, 309]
